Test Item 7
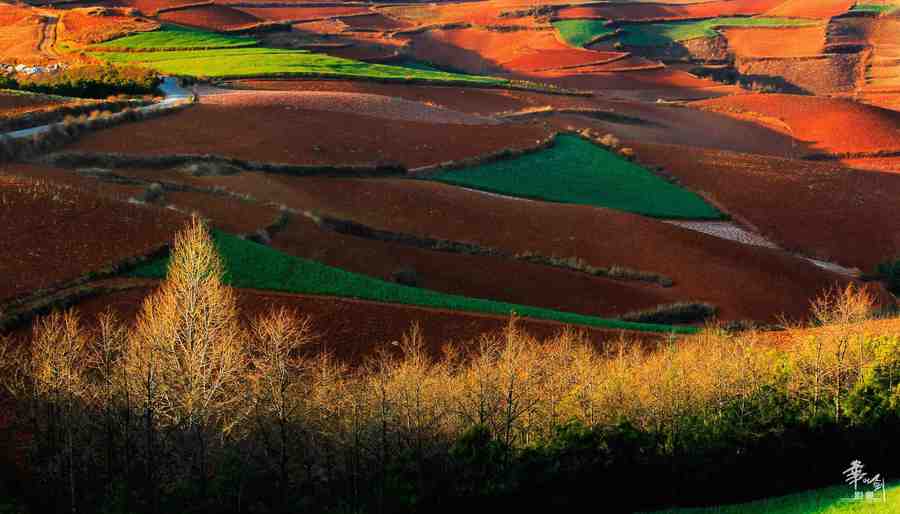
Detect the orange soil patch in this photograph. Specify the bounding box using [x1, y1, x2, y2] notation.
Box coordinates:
[765, 0, 855, 19]
[629, 142, 900, 271]
[840, 156, 900, 173]
[0, 3, 51, 64]
[132, 170, 855, 324]
[724, 25, 826, 58]
[407, 27, 628, 75]
[381, 1, 542, 28]
[290, 18, 346, 35]
[554, 0, 785, 21]
[59, 7, 159, 45]
[92, 0, 194, 15]
[158, 4, 260, 30]
[693, 93, 900, 156]
[67, 101, 551, 169]
[238, 6, 372, 22]
[0, 165, 184, 304]
[66, 285, 665, 364]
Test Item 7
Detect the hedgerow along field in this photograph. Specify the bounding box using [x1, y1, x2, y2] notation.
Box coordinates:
[554, 17, 818, 48]
[90, 26, 508, 85]
[429, 135, 724, 220]
[650, 482, 900, 514]
[128, 231, 696, 334]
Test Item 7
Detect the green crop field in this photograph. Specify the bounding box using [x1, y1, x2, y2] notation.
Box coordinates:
[93, 25, 258, 50]
[850, 4, 899, 15]
[649, 482, 900, 513]
[90, 26, 507, 85]
[428, 135, 723, 220]
[553, 19, 616, 48]
[555, 17, 816, 48]
[129, 231, 696, 335]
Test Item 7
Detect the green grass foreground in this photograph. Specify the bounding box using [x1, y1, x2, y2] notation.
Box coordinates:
[649, 482, 900, 513]
[555, 17, 817, 48]
[90, 26, 506, 85]
[429, 135, 723, 220]
[129, 231, 696, 334]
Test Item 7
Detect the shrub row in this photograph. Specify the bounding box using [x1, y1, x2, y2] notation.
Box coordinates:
[0, 65, 159, 99]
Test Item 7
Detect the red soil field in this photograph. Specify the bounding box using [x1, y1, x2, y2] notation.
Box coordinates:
[268, 214, 677, 319]
[693, 93, 900, 156]
[629, 142, 900, 271]
[0, 166, 184, 305]
[126, 169, 856, 324]
[158, 4, 260, 30]
[545, 101, 800, 157]
[161, 190, 283, 235]
[201, 88, 500, 125]
[764, 0, 855, 19]
[541, 67, 742, 101]
[840, 156, 900, 174]
[238, 6, 372, 23]
[66, 285, 665, 364]
[198, 80, 801, 157]
[0, 91, 68, 119]
[407, 27, 629, 76]
[1, 163, 147, 201]
[312, 38, 402, 62]
[339, 13, 410, 31]
[227, 78, 598, 113]
[381, 2, 542, 28]
[67, 100, 552, 169]
[0, 3, 51, 64]
[92, 0, 196, 15]
[724, 25, 826, 58]
[59, 7, 158, 45]
[554, 0, 785, 21]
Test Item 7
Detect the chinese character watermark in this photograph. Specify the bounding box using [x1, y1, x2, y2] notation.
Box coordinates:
[843, 460, 886, 503]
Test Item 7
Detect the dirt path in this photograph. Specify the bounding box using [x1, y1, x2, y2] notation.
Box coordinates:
[36, 14, 58, 59]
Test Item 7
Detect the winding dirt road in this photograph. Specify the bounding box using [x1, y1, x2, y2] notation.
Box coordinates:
[36, 14, 58, 59]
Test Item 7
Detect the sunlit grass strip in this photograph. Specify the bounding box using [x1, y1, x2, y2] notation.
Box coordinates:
[92, 24, 258, 50]
[648, 482, 900, 513]
[555, 17, 818, 48]
[92, 46, 507, 84]
[850, 4, 900, 15]
[129, 231, 698, 334]
[90, 25, 505, 85]
[429, 135, 724, 220]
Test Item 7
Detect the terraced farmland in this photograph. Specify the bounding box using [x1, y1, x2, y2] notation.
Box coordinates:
[130, 231, 696, 334]
[2, 1, 900, 512]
